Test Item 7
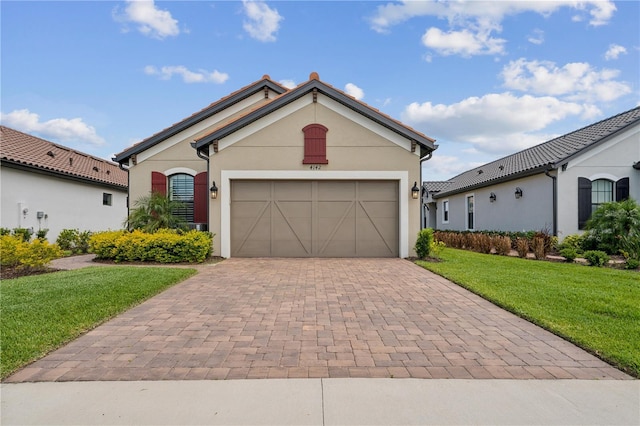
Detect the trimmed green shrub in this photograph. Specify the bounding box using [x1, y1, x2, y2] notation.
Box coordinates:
[558, 234, 585, 253]
[624, 258, 639, 270]
[415, 228, 434, 259]
[90, 229, 213, 263]
[36, 228, 49, 241]
[584, 250, 610, 267]
[56, 229, 93, 254]
[559, 247, 578, 262]
[11, 228, 33, 242]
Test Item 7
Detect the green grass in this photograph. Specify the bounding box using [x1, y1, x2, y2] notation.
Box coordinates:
[1, 266, 197, 379]
[416, 248, 640, 377]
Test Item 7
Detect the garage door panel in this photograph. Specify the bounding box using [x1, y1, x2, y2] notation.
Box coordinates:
[231, 180, 398, 257]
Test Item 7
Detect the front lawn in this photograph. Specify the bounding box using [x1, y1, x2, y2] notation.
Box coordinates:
[1, 266, 197, 379]
[416, 248, 640, 377]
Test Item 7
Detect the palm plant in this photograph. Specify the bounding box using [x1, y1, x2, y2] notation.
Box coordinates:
[585, 198, 640, 259]
[124, 191, 188, 232]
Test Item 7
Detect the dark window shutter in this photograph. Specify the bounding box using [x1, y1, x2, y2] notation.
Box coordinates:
[151, 171, 167, 196]
[302, 124, 329, 164]
[578, 177, 592, 230]
[616, 177, 629, 201]
[194, 172, 208, 224]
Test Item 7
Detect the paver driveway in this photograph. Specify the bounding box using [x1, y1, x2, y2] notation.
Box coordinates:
[7, 258, 630, 382]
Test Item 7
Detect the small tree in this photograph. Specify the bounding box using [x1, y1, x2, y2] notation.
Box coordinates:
[585, 198, 640, 259]
[125, 191, 188, 232]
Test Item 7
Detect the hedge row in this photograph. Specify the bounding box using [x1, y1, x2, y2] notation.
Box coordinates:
[434, 230, 556, 259]
[0, 235, 63, 271]
[89, 229, 213, 263]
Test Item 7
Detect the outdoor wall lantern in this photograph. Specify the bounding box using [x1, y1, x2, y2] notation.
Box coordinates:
[515, 187, 523, 199]
[489, 192, 497, 203]
[210, 181, 218, 200]
[411, 182, 420, 200]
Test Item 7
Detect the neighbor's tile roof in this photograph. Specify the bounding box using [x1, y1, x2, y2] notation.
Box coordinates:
[1, 126, 127, 188]
[423, 181, 453, 193]
[431, 106, 640, 198]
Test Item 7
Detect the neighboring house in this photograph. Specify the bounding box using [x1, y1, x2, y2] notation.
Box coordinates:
[0, 126, 128, 241]
[423, 106, 640, 240]
[114, 72, 437, 258]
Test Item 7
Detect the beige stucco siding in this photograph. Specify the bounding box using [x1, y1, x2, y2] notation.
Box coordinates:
[126, 93, 278, 205]
[209, 99, 422, 257]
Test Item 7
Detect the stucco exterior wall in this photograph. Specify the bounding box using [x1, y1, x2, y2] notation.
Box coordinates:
[0, 166, 127, 241]
[435, 173, 553, 233]
[127, 93, 275, 206]
[556, 125, 640, 239]
[209, 98, 422, 257]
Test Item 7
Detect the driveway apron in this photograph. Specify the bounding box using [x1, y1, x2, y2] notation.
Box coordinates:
[6, 258, 630, 382]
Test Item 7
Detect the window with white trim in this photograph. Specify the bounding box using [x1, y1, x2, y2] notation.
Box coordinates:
[466, 195, 474, 230]
[442, 200, 449, 223]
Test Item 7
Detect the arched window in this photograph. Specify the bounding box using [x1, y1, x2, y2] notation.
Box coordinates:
[169, 173, 194, 223]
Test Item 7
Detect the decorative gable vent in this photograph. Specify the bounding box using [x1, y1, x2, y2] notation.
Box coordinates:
[302, 124, 329, 165]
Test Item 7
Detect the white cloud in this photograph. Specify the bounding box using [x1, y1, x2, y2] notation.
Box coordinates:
[344, 83, 365, 100]
[425, 155, 485, 180]
[144, 65, 229, 84]
[422, 27, 505, 56]
[279, 79, 297, 89]
[114, 0, 180, 40]
[402, 92, 596, 155]
[370, 1, 616, 57]
[527, 29, 544, 45]
[242, 0, 283, 42]
[604, 44, 627, 60]
[1, 109, 105, 146]
[501, 58, 632, 102]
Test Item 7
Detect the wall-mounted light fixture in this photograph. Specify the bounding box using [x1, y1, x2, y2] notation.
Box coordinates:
[515, 187, 523, 199]
[210, 181, 218, 200]
[489, 192, 496, 203]
[411, 182, 420, 200]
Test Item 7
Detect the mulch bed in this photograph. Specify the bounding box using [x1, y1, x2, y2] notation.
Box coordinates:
[0, 266, 63, 280]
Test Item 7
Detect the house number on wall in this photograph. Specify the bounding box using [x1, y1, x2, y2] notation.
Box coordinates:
[309, 165, 322, 170]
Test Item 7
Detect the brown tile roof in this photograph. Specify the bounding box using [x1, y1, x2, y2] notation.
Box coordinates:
[1, 126, 128, 189]
[113, 75, 288, 162]
[431, 106, 640, 198]
[195, 72, 437, 152]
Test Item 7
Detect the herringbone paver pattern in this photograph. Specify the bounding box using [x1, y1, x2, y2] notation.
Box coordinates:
[6, 258, 630, 382]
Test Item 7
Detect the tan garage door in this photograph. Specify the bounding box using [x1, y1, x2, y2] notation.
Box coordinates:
[231, 180, 398, 257]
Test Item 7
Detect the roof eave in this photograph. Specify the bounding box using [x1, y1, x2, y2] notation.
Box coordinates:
[195, 80, 436, 151]
[432, 165, 550, 199]
[1, 159, 128, 190]
[114, 80, 287, 163]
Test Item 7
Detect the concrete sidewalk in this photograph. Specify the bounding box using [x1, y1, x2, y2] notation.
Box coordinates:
[2, 379, 638, 425]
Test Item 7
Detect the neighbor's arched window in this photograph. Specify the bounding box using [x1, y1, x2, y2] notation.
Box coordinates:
[169, 173, 194, 223]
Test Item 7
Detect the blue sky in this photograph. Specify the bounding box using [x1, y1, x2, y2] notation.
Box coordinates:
[2, 0, 638, 181]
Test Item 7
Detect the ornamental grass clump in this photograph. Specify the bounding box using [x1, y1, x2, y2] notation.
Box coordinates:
[492, 235, 512, 256]
[516, 238, 529, 258]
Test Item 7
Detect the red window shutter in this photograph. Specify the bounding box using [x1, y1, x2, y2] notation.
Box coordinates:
[302, 124, 329, 164]
[194, 172, 208, 224]
[151, 171, 167, 195]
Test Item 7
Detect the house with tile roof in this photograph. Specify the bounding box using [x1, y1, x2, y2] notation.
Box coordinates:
[422, 106, 640, 240]
[114, 72, 437, 258]
[0, 126, 128, 241]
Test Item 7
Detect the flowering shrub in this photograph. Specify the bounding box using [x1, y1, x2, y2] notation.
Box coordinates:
[90, 229, 213, 263]
[0, 235, 62, 271]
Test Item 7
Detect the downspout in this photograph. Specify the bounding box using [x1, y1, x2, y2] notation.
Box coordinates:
[545, 168, 557, 236]
[419, 150, 434, 230]
[195, 145, 210, 232]
[117, 161, 131, 219]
